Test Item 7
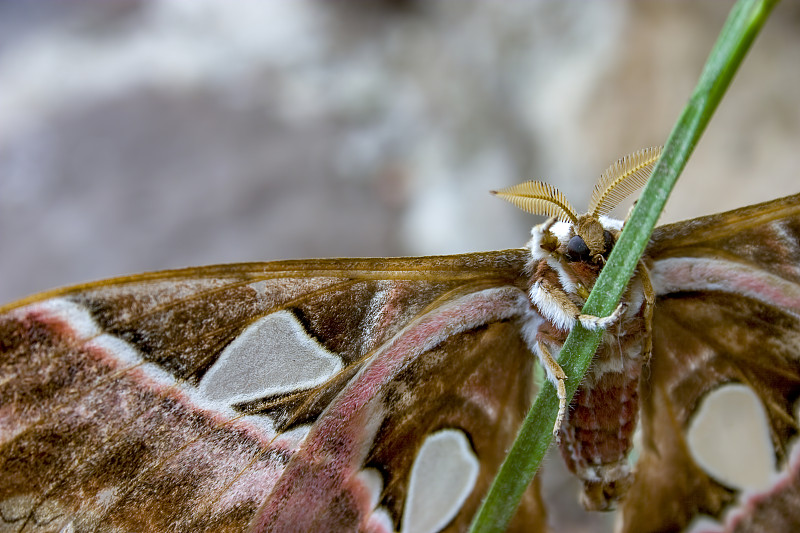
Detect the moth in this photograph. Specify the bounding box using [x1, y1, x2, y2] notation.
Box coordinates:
[1, 148, 799, 533]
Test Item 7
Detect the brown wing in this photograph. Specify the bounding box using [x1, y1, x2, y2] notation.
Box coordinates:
[619, 193, 800, 532]
[0, 251, 547, 532]
[688, 445, 800, 533]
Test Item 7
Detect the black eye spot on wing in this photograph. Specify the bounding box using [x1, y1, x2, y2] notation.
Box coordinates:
[565, 235, 590, 262]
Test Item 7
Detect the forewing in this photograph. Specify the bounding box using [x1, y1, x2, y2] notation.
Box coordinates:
[0, 251, 546, 532]
[619, 193, 800, 532]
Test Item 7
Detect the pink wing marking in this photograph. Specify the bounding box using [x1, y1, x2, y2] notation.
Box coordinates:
[686, 443, 800, 533]
[651, 257, 800, 311]
[2, 299, 314, 526]
[15, 298, 284, 445]
[250, 286, 532, 532]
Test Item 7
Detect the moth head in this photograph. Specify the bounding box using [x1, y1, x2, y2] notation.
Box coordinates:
[493, 147, 661, 268]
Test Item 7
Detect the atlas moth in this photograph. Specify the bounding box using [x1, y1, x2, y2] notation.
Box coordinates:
[2, 147, 800, 532]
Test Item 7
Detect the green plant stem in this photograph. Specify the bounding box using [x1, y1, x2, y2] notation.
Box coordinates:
[469, 0, 779, 531]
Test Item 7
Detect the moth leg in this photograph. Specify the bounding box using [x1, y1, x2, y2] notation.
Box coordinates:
[535, 341, 567, 439]
[638, 261, 655, 364]
[533, 278, 628, 332]
[577, 301, 628, 331]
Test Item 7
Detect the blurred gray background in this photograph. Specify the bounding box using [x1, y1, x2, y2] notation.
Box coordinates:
[3, 1, 799, 305]
[1, 2, 799, 531]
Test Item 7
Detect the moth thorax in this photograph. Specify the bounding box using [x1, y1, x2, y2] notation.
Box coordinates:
[575, 215, 607, 257]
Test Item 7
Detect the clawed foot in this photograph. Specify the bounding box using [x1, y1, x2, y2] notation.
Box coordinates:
[577, 301, 627, 331]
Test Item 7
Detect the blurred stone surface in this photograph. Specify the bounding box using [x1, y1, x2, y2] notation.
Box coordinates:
[1, 3, 798, 531]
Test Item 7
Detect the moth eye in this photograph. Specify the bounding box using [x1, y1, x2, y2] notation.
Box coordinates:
[565, 235, 590, 262]
[602, 230, 615, 257]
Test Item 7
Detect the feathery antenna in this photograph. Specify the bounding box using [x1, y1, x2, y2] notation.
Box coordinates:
[492, 181, 578, 224]
[494, 147, 661, 222]
[588, 147, 662, 217]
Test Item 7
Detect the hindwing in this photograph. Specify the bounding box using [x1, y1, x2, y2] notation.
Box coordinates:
[619, 193, 800, 532]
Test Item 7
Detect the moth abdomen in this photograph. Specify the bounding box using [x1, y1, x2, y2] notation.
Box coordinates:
[558, 335, 646, 511]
